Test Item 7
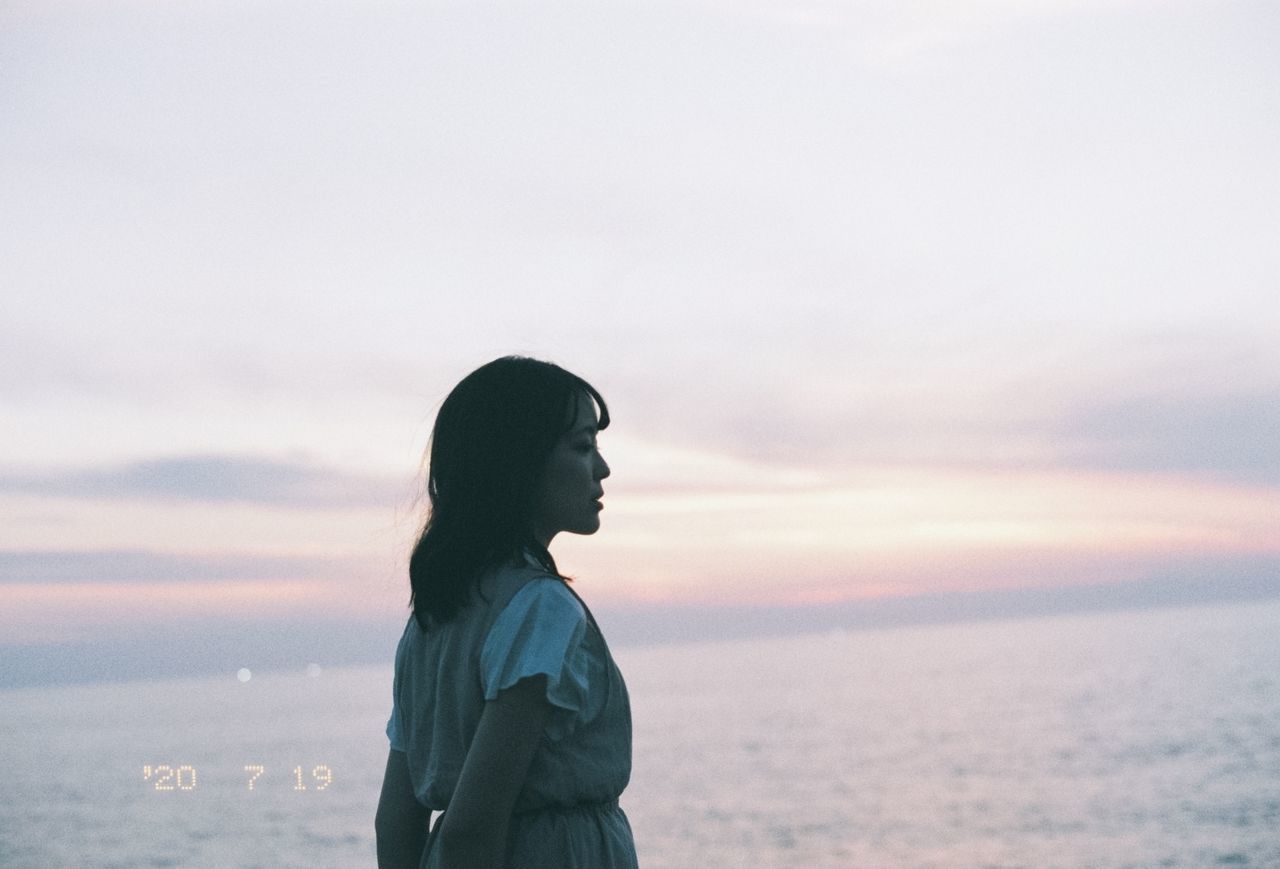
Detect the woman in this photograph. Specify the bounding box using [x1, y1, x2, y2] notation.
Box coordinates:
[376, 356, 637, 869]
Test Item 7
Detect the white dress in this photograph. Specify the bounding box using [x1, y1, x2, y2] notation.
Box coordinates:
[386, 556, 638, 868]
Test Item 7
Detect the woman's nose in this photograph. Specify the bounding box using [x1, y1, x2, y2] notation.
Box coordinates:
[596, 454, 611, 480]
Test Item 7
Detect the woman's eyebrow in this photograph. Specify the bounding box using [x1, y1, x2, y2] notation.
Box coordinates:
[571, 425, 598, 436]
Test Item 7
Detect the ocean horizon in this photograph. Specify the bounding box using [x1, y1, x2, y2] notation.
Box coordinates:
[5, 558, 1278, 692]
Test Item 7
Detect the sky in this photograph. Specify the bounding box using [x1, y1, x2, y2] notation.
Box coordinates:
[2, 0, 1278, 683]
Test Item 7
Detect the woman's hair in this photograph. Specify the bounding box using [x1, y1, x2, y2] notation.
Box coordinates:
[408, 355, 610, 629]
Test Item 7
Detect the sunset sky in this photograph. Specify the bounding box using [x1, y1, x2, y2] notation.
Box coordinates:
[2, 0, 1277, 679]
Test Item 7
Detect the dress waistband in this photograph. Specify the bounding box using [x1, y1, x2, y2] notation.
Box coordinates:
[512, 797, 620, 817]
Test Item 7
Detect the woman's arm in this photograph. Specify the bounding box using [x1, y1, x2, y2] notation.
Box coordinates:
[376, 748, 428, 868]
[434, 674, 553, 869]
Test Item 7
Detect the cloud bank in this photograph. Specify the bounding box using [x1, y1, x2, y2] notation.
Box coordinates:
[0, 548, 368, 584]
[0, 455, 405, 508]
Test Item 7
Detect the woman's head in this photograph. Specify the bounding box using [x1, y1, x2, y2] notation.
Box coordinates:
[409, 356, 610, 626]
[528, 385, 611, 546]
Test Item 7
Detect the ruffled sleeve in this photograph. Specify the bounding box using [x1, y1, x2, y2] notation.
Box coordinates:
[480, 578, 589, 741]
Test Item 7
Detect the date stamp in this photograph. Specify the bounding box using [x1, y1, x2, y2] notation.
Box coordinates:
[142, 764, 334, 792]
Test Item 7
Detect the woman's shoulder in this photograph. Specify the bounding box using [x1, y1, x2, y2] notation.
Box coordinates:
[477, 554, 577, 614]
[503, 574, 585, 622]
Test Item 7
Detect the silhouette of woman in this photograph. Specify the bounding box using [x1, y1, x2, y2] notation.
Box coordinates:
[376, 356, 637, 869]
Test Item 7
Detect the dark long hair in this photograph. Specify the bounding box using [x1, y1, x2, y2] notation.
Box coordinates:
[408, 356, 610, 629]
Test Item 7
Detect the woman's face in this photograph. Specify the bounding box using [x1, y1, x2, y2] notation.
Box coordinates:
[531, 394, 610, 547]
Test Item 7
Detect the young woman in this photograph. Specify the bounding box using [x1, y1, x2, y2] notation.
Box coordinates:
[376, 356, 637, 869]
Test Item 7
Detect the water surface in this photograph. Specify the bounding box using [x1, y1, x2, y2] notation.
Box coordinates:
[2, 599, 1278, 867]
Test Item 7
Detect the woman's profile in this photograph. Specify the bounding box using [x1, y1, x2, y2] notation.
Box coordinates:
[376, 356, 637, 869]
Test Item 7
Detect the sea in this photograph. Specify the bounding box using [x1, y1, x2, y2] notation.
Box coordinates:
[2, 598, 1278, 868]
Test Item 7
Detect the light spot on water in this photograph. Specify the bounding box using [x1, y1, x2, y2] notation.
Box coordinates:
[237, 668, 252, 683]
[306, 663, 323, 678]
